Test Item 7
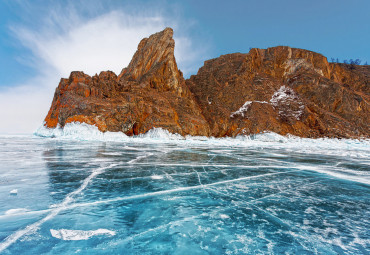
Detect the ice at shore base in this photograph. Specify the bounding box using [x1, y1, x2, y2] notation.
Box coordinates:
[34, 121, 369, 145]
[34, 122, 370, 164]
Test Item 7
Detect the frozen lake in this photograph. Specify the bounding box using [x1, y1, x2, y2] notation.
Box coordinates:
[0, 127, 369, 254]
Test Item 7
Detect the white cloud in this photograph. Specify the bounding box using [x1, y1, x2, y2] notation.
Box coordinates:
[0, 78, 55, 134]
[0, 3, 208, 134]
[14, 11, 166, 77]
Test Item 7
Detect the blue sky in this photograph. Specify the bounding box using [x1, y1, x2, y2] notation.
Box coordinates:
[0, 0, 369, 133]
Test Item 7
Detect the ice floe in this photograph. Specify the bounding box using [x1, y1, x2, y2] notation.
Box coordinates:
[50, 229, 116, 240]
[9, 189, 18, 195]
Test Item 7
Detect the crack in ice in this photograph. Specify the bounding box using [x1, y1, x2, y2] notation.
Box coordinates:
[63, 168, 306, 210]
[0, 163, 118, 253]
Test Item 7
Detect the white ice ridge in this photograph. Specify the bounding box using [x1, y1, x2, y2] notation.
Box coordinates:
[0, 163, 118, 253]
[50, 229, 115, 240]
[34, 122, 130, 141]
[34, 122, 370, 157]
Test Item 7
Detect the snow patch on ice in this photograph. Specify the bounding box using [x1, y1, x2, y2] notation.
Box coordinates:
[4, 208, 29, 215]
[220, 214, 230, 219]
[151, 175, 164, 180]
[50, 229, 116, 240]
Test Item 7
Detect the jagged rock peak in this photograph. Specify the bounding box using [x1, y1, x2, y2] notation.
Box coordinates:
[118, 27, 186, 96]
[119, 28, 173, 76]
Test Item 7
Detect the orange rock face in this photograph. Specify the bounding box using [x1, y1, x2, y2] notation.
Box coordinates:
[44, 28, 210, 136]
[187, 47, 369, 138]
[44, 28, 370, 138]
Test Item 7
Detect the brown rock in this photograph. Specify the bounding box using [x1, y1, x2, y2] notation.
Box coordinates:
[44, 28, 370, 139]
[186, 46, 370, 138]
[118, 28, 188, 97]
[44, 28, 210, 136]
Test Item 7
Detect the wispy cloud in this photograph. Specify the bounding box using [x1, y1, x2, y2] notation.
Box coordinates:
[0, 1, 208, 134]
[13, 11, 166, 77]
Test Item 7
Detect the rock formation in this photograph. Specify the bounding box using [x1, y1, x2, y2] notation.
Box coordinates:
[44, 28, 370, 138]
[44, 28, 210, 136]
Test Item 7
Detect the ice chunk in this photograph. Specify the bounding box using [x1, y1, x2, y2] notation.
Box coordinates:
[151, 175, 164, 180]
[34, 122, 182, 142]
[9, 189, 18, 195]
[50, 229, 116, 240]
[5, 208, 29, 215]
[220, 214, 230, 219]
[138, 128, 184, 140]
[34, 122, 128, 141]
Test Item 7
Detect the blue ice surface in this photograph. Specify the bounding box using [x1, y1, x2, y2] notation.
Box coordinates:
[0, 132, 369, 254]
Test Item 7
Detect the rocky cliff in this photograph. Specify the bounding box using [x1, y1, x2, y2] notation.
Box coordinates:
[44, 28, 370, 138]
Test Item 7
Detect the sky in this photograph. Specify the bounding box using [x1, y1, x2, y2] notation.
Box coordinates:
[0, 0, 369, 134]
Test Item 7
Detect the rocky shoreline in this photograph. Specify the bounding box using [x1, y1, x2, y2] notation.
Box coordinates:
[43, 28, 370, 138]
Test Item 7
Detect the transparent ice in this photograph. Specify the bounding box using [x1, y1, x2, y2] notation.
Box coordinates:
[0, 124, 369, 254]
